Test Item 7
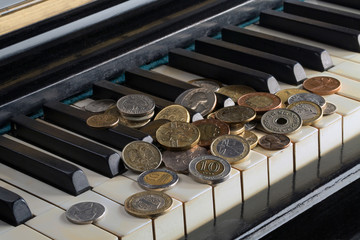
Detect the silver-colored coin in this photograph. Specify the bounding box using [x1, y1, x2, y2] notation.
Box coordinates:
[245, 121, 257, 131]
[66, 202, 106, 224]
[287, 93, 326, 108]
[189, 79, 220, 92]
[122, 111, 155, 121]
[84, 99, 116, 113]
[117, 94, 155, 117]
[261, 109, 302, 134]
[175, 88, 217, 116]
[210, 135, 250, 164]
[287, 101, 323, 125]
[138, 169, 179, 191]
[189, 155, 231, 185]
[323, 102, 337, 115]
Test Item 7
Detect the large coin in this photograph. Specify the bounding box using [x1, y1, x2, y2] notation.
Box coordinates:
[237, 92, 282, 113]
[189, 155, 231, 184]
[84, 99, 116, 113]
[287, 101, 323, 125]
[86, 114, 119, 128]
[261, 109, 302, 134]
[275, 88, 309, 104]
[217, 85, 256, 102]
[139, 119, 171, 140]
[137, 169, 179, 191]
[240, 130, 258, 149]
[154, 105, 190, 123]
[117, 94, 155, 117]
[259, 134, 291, 150]
[66, 202, 106, 224]
[192, 119, 230, 147]
[303, 76, 341, 95]
[210, 135, 250, 164]
[287, 93, 326, 108]
[323, 102, 337, 115]
[122, 141, 162, 172]
[215, 106, 256, 123]
[188, 78, 222, 92]
[124, 191, 173, 218]
[175, 88, 217, 116]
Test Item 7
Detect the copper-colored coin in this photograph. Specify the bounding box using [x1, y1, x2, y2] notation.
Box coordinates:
[192, 119, 230, 147]
[86, 114, 119, 128]
[303, 76, 341, 95]
[206, 111, 217, 119]
[259, 134, 291, 150]
[240, 130, 258, 149]
[237, 92, 282, 113]
[139, 119, 171, 140]
[275, 88, 309, 104]
[154, 105, 190, 123]
[217, 85, 256, 102]
[215, 106, 256, 124]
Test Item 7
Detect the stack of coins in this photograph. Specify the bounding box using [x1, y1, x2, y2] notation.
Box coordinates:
[116, 94, 155, 124]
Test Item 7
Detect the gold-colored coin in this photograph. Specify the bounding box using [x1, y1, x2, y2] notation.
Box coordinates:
[229, 122, 245, 135]
[206, 111, 217, 119]
[275, 88, 309, 104]
[287, 101, 323, 125]
[240, 130, 258, 149]
[86, 114, 119, 128]
[217, 85, 256, 102]
[192, 119, 230, 147]
[138, 169, 179, 191]
[215, 106, 256, 124]
[154, 105, 190, 123]
[106, 105, 150, 128]
[210, 135, 250, 164]
[122, 111, 154, 122]
[156, 121, 200, 151]
[139, 119, 171, 140]
[237, 92, 282, 113]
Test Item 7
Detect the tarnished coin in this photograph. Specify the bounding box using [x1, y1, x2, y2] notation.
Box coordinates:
[154, 105, 190, 123]
[245, 121, 257, 131]
[287, 101, 323, 125]
[217, 85, 256, 102]
[139, 119, 171, 140]
[162, 146, 208, 173]
[117, 94, 155, 117]
[106, 105, 150, 128]
[156, 121, 200, 150]
[288, 93, 326, 108]
[124, 191, 173, 218]
[86, 114, 119, 128]
[175, 88, 217, 116]
[192, 119, 230, 147]
[303, 76, 341, 95]
[188, 78, 222, 92]
[261, 109, 302, 134]
[323, 102, 337, 115]
[238, 92, 282, 113]
[122, 141, 162, 172]
[210, 135, 250, 164]
[105, 105, 122, 117]
[84, 99, 116, 113]
[189, 155, 231, 184]
[275, 88, 309, 104]
[259, 134, 291, 150]
[240, 130, 259, 149]
[206, 111, 217, 119]
[229, 122, 245, 135]
[215, 106, 256, 123]
[66, 202, 105, 224]
[138, 169, 179, 191]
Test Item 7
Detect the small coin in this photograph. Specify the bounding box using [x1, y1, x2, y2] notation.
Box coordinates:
[229, 122, 245, 135]
[215, 106, 256, 123]
[240, 130, 259, 149]
[261, 109, 302, 134]
[275, 88, 309, 104]
[86, 114, 119, 128]
[210, 135, 250, 164]
[192, 119, 230, 147]
[189, 155, 231, 184]
[238, 92, 282, 113]
[259, 134, 291, 150]
[66, 202, 106, 224]
[217, 85, 256, 102]
[188, 78, 222, 92]
[175, 88, 217, 116]
[138, 169, 179, 191]
[124, 191, 173, 218]
[287, 101, 323, 125]
[117, 94, 155, 117]
[245, 121, 257, 131]
[303, 76, 341, 95]
[154, 105, 190, 123]
[323, 102, 337, 115]
[122, 141, 162, 172]
[288, 93, 326, 108]
[84, 99, 116, 113]
[139, 119, 171, 140]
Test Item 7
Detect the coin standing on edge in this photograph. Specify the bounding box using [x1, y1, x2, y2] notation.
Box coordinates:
[154, 105, 190, 123]
[84, 99, 116, 113]
[237, 92, 282, 113]
[259, 134, 291, 150]
[288, 93, 326, 108]
[192, 118, 230, 147]
[66, 202, 106, 224]
[323, 102, 337, 115]
[138, 169, 179, 191]
[210, 135, 250, 164]
[303, 76, 341, 95]
[86, 114, 119, 128]
[287, 101, 323, 125]
[261, 109, 302, 134]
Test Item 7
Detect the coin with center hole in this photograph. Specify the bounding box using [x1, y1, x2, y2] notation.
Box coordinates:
[138, 169, 179, 191]
[66, 202, 106, 224]
[259, 134, 291, 150]
[210, 135, 250, 164]
[261, 109, 302, 134]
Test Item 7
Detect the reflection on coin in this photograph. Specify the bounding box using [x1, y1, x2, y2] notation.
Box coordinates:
[259, 134, 291, 150]
[323, 102, 337, 115]
[240, 130, 258, 149]
[275, 89, 309, 104]
[175, 88, 217, 116]
[189, 155, 231, 184]
[124, 191, 173, 218]
[287, 101, 323, 125]
[210, 135, 250, 164]
[217, 85, 256, 102]
[66, 202, 105, 224]
[245, 121, 257, 131]
[86, 114, 119, 128]
[192, 119, 230, 147]
[288, 93, 326, 108]
[188, 78, 221, 92]
[84, 99, 116, 113]
[261, 109, 302, 134]
[139, 119, 171, 140]
[303, 76, 341, 95]
[122, 141, 162, 172]
[117, 94, 155, 117]
[215, 106, 256, 123]
[238, 92, 282, 113]
[138, 169, 178, 191]
[154, 105, 190, 123]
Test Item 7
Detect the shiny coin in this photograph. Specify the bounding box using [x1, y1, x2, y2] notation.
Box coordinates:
[156, 121, 200, 150]
[192, 119, 230, 147]
[154, 105, 190, 123]
[210, 135, 250, 164]
[175, 88, 217, 116]
[275, 88, 309, 104]
[240, 130, 259, 149]
[106, 106, 150, 128]
[287, 101, 323, 125]
[261, 109, 302, 134]
[124, 191, 173, 218]
[66, 202, 105, 224]
[288, 93, 326, 108]
[238, 92, 282, 113]
[259, 134, 291, 150]
[188, 78, 222, 92]
[139, 119, 170, 140]
[117, 94, 155, 117]
[122, 141, 162, 172]
[84, 99, 116, 113]
[138, 169, 179, 191]
[189, 155, 231, 184]
[215, 106, 256, 124]
[323, 102, 337, 115]
[86, 114, 119, 128]
[245, 121, 257, 131]
[122, 111, 154, 122]
[217, 85, 256, 102]
[303, 76, 341, 95]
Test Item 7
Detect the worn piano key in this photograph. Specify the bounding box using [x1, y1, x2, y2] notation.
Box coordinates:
[195, 37, 306, 85]
[12, 115, 123, 178]
[0, 135, 90, 196]
[328, 60, 360, 82]
[0, 186, 32, 226]
[0, 224, 51, 240]
[318, 0, 360, 10]
[259, 9, 360, 52]
[168, 48, 280, 93]
[221, 26, 333, 71]
[43, 101, 152, 149]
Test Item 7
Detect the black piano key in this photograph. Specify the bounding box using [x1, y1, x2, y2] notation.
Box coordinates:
[168, 48, 280, 93]
[221, 26, 333, 71]
[43, 101, 152, 150]
[0, 136, 90, 196]
[195, 37, 306, 85]
[259, 9, 360, 52]
[284, 0, 360, 31]
[12, 115, 124, 178]
[320, 0, 360, 10]
[0, 186, 32, 226]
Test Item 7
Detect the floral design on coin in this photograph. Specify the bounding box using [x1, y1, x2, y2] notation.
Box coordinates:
[175, 88, 217, 116]
[137, 169, 179, 191]
[259, 134, 291, 150]
[192, 119, 230, 147]
[261, 109, 302, 134]
[210, 135, 250, 164]
[66, 202, 106, 224]
[215, 106, 256, 123]
[287, 101, 323, 125]
[287, 93, 326, 108]
[86, 114, 119, 128]
[117, 94, 155, 117]
[237, 92, 282, 113]
[84, 99, 116, 113]
[154, 105, 190, 123]
[303, 76, 341, 95]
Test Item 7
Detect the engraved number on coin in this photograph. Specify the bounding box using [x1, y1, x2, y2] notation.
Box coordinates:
[196, 160, 224, 176]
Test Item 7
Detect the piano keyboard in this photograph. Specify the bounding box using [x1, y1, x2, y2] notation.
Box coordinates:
[1, 0, 360, 239]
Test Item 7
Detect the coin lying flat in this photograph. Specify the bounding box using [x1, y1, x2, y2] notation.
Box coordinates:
[122, 111, 154, 122]
[303, 76, 341, 95]
[189, 155, 231, 184]
[210, 135, 250, 164]
[84, 99, 116, 113]
[124, 191, 173, 218]
[245, 121, 257, 131]
[192, 119, 230, 147]
[259, 134, 291, 150]
[188, 78, 221, 92]
[215, 106, 256, 124]
[237, 92, 282, 113]
[139, 119, 171, 140]
[86, 114, 119, 128]
[275, 88, 309, 104]
[240, 130, 259, 149]
[138, 169, 179, 191]
[117, 94, 155, 117]
[154, 105, 190, 123]
[66, 202, 106, 224]
[175, 88, 217, 116]
[261, 109, 302, 134]
[323, 102, 337, 116]
[288, 93, 326, 108]
[106, 105, 150, 128]
[217, 85, 256, 102]
[287, 101, 323, 125]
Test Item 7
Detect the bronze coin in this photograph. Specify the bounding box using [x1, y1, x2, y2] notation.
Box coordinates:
[237, 92, 282, 113]
[139, 119, 171, 140]
[215, 105, 256, 124]
[303, 76, 341, 95]
[258, 134, 291, 150]
[192, 119, 230, 147]
[86, 114, 119, 128]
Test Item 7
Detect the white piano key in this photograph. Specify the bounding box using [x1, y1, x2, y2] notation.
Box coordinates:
[151, 65, 202, 82]
[0, 220, 14, 235]
[305, 0, 360, 15]
[0, 224, 51, 240]
[328, 60, 360, 82]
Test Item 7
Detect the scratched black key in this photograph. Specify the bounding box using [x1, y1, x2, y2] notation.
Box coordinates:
[320, 0, 360, 10]
[0, 136, 90, 196]
[12, 115, 124, 178]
